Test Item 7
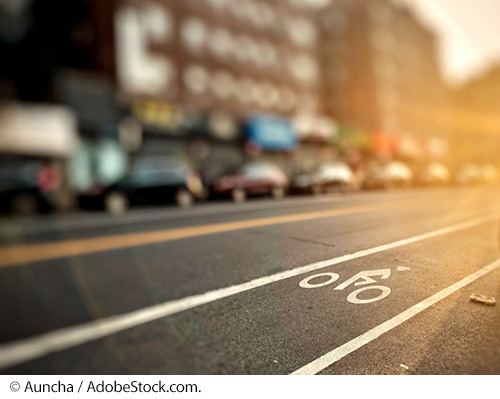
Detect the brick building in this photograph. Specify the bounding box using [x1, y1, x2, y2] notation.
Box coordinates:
[319, 0, 451, 160]
[113, 0, 337, 178]
[450, 66, 500, 163]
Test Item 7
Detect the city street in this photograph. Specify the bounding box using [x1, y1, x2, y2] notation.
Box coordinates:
[1, 186, 500, 374]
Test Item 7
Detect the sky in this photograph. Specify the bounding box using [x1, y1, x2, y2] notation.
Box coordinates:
[398, 0, 500, 86]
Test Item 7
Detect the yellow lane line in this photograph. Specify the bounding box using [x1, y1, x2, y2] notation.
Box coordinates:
[0, 201, 408, 267]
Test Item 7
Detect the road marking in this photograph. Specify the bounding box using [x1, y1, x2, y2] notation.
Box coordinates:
[299, 268, 401, 304]
[0, 200, 412, 268]
[291, 257, 500, 375]
[346, 285, 392, 304]
[0, 196, 338, 237]
[1, 187, 456, 238]
[334, 269, 391, 291]
[0, 214, 495, 370]
[299, 273, 340, 288]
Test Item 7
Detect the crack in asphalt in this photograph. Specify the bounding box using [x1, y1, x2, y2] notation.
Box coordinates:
[244, 229, 337, 249]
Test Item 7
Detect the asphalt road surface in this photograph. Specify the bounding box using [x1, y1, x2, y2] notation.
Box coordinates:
[1, 186, 500, 375]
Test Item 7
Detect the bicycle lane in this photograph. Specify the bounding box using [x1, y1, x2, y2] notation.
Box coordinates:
[316, 263, 500, 375]
[0, 194, 492, 347]
[3, 218, 498, 374]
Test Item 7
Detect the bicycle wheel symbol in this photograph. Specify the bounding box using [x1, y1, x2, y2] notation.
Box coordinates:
[299, 273, 340, 289]
[346, 285, 392, 304]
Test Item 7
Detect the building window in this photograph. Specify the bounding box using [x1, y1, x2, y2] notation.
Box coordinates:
[286, 17, 317, 48]
[181, 17, 207, 53]
[229, 0, 251, 20]
[210, 71, 236, 100]
[209, 27, 234, 59]
[138, 3, 174, 42]
[207, 0, 229, 11]
[260, 42, 279, 68]
[236, 78, 255, 104]
[234, 35, 252, 63]
[183, 64, 209, 95]
[288, 53, 319, 84]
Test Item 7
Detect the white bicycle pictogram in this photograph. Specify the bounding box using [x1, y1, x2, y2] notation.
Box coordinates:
[299, 267, 410, 304]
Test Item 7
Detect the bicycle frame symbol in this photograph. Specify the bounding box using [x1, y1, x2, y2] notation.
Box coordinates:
[299, 267, 410, 304]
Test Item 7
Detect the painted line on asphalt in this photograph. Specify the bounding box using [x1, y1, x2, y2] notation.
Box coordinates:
[0, 200, 413, 268]
[0, 214, 495, 370]
[0, 188, 470, 239]
[0, 187, 470, 238]
[291, 256, 500, 375]
[0, 196, 337, 237]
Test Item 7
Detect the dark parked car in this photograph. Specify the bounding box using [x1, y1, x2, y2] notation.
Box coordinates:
[0, 160, 58, 215]
[211, 162, 288, 202]
[79, 157, 204, 215]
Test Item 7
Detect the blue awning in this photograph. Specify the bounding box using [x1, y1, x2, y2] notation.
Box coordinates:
[246, 116, 298, 151]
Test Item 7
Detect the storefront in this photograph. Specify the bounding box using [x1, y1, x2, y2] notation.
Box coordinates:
[245, 116, 298, 178]
[68, 125, 128, 195]
[293, 115, 338, 173]
[57, 73, 131, 198]
[0, 104, 78, 210]
[186, 111, 245, 185]
[372, 130, 398, 159]
[115, 101, 245, 189]
[127, 99, 190, 163]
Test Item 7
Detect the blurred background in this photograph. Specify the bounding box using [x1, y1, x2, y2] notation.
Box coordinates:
[1, 0, 500, 215]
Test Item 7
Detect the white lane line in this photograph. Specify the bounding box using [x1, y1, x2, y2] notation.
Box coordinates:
[291, 257, 500, 375]
[0, 214, 495, 370]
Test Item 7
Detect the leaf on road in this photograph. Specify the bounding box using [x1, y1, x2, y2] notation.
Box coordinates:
[470, 293, 496, 306]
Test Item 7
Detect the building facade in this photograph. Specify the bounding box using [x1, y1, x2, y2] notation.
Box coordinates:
[450, 66, 500, 163]
[319, 0, 451, 161]
[113, 0, 337, 179]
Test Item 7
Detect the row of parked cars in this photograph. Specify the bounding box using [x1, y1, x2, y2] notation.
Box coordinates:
[84, 158, 499, 215]
[0, 157, 498, 216]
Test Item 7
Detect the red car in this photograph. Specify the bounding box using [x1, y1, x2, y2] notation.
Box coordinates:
[211, 162, 288, 202]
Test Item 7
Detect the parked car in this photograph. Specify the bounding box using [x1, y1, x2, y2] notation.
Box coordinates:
[365, 161, 413, 189]
[315, 162, 355, 193]
[290, 171, 321, 195]
[291, 162, 355, 195]
[479, 163, 497, 184]
[455, 163, 497, 185]
[418, 162, 451, 186]
[211, 161, 288, 202]
[455, 163, 481, 185]
[0, 160, 58, 215]
[79, 157, 204, 215]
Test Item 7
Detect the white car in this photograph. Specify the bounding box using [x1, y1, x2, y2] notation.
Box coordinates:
[419, 162, 451, 186]
[455, 164, 481, 185]
[314, 162, 355, 193]
[291, 162, 356, 195]
[365, 161, 413, 189]
[479, 164, 497, 183]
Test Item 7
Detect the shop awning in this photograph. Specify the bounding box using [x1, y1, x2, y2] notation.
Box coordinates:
[0, 104, 78, 157]
[246, 116, 298, 151]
